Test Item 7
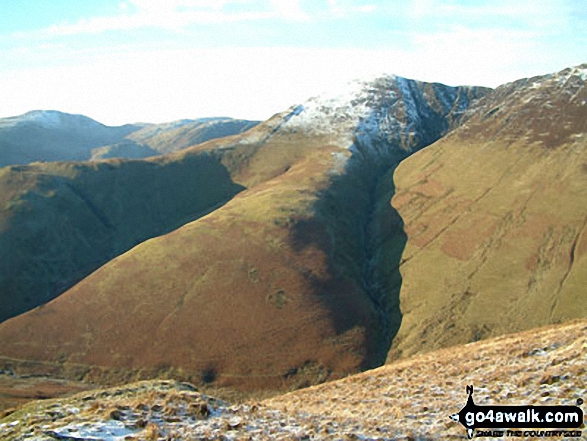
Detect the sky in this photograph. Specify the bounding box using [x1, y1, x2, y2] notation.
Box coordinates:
[0, 0, 585, 125]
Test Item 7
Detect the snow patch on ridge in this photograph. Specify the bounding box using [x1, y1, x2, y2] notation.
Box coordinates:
[281, 75, 402, 148]
[556, 65, 587, 83]
[278, 73, 476, 163]
[23, 110, 65, 128]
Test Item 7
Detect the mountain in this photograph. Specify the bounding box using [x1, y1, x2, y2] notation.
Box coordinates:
[90, 118, 259, 160]
[0, 154, 246, 322]
[0, 110, 141, 166]
[2, 319, 585, 440]
[0, 74, 487, 390]
[0, 111, 259, 166]
[0, 65, 585, 396]
[387, 64, 587, 360]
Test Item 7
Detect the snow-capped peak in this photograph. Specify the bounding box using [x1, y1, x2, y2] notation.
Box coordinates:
[0, 110, 103, 130]
[281, 74, 400, 147]
[23, 110, 65, 127]
[278, 73, 485, 161]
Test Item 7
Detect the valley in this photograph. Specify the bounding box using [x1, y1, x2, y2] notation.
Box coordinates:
[0, 65, 585, 433]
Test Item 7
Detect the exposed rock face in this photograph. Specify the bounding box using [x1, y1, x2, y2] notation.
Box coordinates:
[0, 74, 486, 390]
[280, 74, 487, 157]
[388, 64, 587, 360]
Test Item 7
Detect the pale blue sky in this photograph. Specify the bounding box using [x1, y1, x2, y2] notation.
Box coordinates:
[1, 0, 585, 125]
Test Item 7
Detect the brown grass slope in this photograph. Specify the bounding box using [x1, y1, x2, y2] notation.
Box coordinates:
[0, 77, 486, 392]
[388, 64, 587, 360]
[0, 128, 380, 392]
[1, 320, 584, 440]
[265, 319, 586, 440]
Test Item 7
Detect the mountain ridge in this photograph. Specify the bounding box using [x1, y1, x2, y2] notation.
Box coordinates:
[387, 63, 587, 360]
[0, 73, 490, 392]
[0, 64, 585, 397]
[0, 111, 259, 166]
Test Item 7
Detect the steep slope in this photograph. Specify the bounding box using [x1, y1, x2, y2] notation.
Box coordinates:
[2, 319, 584, 440]
[0, 154, 245, 322]
[0, 111, 141, 166]
[388, 64, 587, 360]
[265, 319, 586, 440]
[0, 75, 486, 390]
[90, 117, 259, 160]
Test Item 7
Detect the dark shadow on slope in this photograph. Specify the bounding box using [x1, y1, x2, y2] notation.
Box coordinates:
[290, 149, 407, 371]
[0, 152, 246, 322]
[288, 80, 490, 372]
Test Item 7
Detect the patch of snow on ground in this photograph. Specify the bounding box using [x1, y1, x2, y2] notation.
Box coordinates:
[554, 65, 587, 85]
[282, 75, 399, 148]
[47, 420, 136, 440]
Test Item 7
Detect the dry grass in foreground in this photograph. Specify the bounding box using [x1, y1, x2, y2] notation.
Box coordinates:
[0, 319, 585, 440]
[266, 319, 587, 439]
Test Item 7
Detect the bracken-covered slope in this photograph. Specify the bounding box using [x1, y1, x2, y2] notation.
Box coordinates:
[1, 319, 585, 440]
[0, 75, 486, 391]
[388, 64, 587, 360]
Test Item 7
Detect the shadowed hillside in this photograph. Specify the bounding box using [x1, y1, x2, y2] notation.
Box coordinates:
[0, 154, 245, 321]
[0, 75, 486, 391]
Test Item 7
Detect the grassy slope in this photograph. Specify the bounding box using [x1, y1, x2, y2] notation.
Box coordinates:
[1, 319, 584, 440]
[0, 80, 490, 392]
[0, 119, 386, 390]
[388, 68, 587, 359]
[0, 151, 245, 322]
[266, 319, 586, 440]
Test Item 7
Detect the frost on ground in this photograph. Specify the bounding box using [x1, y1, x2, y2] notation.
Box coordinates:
[1, 320, 585, 440]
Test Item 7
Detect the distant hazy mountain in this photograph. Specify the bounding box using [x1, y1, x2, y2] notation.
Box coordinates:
[0, 65, 585, 395]
[91, 117, 259, 160]
[0, 110, 141, 167]
[0, 111, 259, 166]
